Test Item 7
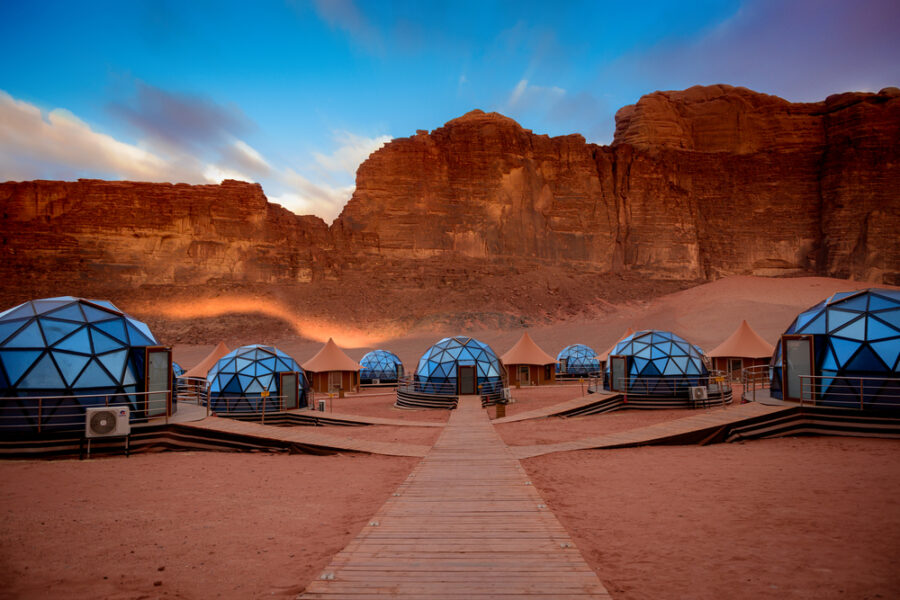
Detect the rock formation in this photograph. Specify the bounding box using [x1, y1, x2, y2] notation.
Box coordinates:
[1, 85, 898, 332]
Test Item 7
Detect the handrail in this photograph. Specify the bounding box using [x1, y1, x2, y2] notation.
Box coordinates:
[798, 374, 900, 410]
[397, 374, 509, 403]
[740, 364, 771, 403]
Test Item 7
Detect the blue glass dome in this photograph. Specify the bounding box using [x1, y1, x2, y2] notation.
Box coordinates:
[173, 362, 185, 378]
[207, 345, 308, 413]
[556, 344, 600, 376]
[770, 289, 900, 405]
[604, 330, 709, 394]
[0, 297, 159, 431]
[414, 336, 505, 396]
[359, 350, 404, 383]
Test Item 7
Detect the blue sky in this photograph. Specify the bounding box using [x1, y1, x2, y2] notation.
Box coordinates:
[1, 0, 897, 221]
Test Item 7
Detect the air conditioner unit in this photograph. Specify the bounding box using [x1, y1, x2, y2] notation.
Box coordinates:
[85, 406, 131, 438]
[690, 386, 708, 401]
[372, 378, 380, 385]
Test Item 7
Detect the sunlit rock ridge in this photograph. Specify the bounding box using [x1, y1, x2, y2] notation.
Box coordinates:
[2, 85, 899, 316]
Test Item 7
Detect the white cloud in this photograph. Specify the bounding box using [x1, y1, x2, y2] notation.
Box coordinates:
[0, 89, 386, 223]
[0, 90, 185, 182]
[506, 79, 565, 110]
[313, 131, 391, 176]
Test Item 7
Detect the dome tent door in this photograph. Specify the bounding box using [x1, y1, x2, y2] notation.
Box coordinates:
[279, 372, 298, 410]
[458, 365, 477, 395]
[144, 346, 172, 418]
[782, 335, 814, 401]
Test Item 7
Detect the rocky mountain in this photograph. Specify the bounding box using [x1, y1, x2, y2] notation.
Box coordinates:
[1, 85, 898, 336]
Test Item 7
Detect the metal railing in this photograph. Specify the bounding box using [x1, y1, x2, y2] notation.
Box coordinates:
[797, 375, 900, 410]
[176, 376, 209, 406]
[595, 370, 731, 397]
[397, 375, 509, 404]
[741, 364, 771, 403]
[0, 390, 172, 435]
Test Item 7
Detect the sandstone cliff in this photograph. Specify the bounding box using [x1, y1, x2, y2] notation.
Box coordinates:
[1, 85, 898, 335]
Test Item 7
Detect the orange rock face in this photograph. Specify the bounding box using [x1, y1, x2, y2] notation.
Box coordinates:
[1, 85, 898, 328]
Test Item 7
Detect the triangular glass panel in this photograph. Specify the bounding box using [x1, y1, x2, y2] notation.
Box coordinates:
[276, 360, 294, 373]
[223, 375, 242, 394]
[1, 349, 43, 385]
[828, 308, 858, 333]
[643, 360, 660, 376]
[0, 318, 29, 345]
[801, 311, 827, 334]
[685, 360, 701, 375]
[833, 316, 866, 340]
[19, 353, 65, 389]
[82, 304, 115, 322]
[73, 359, 114, 389]
[820, 371, 836, 395]
[837, 293, 870, 312]
[4, 321, 45, 348]
[38, 318, 80, 346]
[821, 346, 838, 371]
[870, 340, 900, 371]
[97, 350, 129, 382]
[830, 337, 861, 367]
[90, 328, 123, 354]
[126, 322, 154, 346]
[245, 378, 263, 394]
[237, 374, 254, 390]
[90, 300, 120, 311]
[636, 346, 652, 359]
[868, 293, 900, 312]
[128, 319, 155, 343]
[122, 366, 136, 386]
[238, 360, 255, 374]
[0, 304, 36, 321]
[871, 308, 900, 329]
[795, 308, 824, 332]
[51, 351, 91, 386]
[866, 315, 898, 341]
[258, 374, 274, 390]
[32, 299, 72, 315]
[94, 319, 128, 344]
[671, 355, 689, 373]
[46, 303, 85, 322]
[261, 357, 276, 371]
[845, 345, 885, 371]
[53, 326, 90, 353]
[633, 357, 648, 373]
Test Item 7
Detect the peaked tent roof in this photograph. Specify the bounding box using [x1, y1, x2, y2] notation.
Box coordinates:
[182, 341, 230, 378]
[708, 320, 775, 359]
[500, 332, 556, 366]
[302, 338, 361, 372]
[597, 327, 636, 362]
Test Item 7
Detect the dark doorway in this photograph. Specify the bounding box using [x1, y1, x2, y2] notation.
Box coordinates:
[280, 372, 298, 410]
[458, 365, 477, 395]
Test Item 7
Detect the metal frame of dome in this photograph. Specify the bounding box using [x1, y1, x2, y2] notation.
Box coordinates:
[414, 336, 506, 396]
[207, 344, 309, 413]
[604, 330, 710, 395]
[0, 296, 161, 432]
[359, 350, 404, 383]
[770, 289, 900, 406]
[556, 343, 600, 376]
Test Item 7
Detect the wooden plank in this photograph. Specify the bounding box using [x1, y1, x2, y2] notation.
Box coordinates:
[493, 391, 622, 423]
[297, 396, 611, 598]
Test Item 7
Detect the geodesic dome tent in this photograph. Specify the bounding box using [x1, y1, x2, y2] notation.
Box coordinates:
[770, 289, 900, 407]
[414, 336, 506, 398]
[604, 330, 710, 395]
[0, 297, 163, 432]
[556, 344, 600, 376]
[207, 345, 308, 413]
[359, 350, 403, 384]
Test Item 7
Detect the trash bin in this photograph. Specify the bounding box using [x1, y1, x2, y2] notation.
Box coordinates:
[318, 399, 326, 412]
[495, 403, 506, 419]
[338, 388, 345, 398]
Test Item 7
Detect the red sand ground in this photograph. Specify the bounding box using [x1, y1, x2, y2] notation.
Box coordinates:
[0, 453, 418, 600]
[524, 437, 900, 600]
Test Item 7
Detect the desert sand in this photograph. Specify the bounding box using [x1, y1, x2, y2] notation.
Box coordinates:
[3, 276, 899, 599]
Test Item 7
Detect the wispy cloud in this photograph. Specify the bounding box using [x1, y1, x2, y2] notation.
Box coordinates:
[0, 89, 388, 223]
[311, 0, 382, 51]
[506, 78, 565, 111]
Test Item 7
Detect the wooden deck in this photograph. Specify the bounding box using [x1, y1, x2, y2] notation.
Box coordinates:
[178, 417, 431, 457]
[288, 408, 445, 427]
[512, 401, 794, 459]
[494, 391, 623, 424]
[299, 396, 611, 599]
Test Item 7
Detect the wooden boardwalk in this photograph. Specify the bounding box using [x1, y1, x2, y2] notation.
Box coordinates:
[512, 401, 793, 459]
[179, 417, 431, 457]
[289, 408, 445, 427]
[494, 391, 623, 424]
[299, 396, 611, 599]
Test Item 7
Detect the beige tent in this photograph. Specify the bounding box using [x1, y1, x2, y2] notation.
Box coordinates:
[182, 341, 230, 379]
[302, 338, 361, 393]
[500, 332, 556, 386]
[708, 320, 775, 381]
[597, 327, 636, 363]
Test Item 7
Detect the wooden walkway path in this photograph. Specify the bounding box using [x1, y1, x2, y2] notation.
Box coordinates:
[299, 396, 611, 599]
[494, 391, 622, 424]
[179, 417, 431, 457]
[511, 401, 793, 459]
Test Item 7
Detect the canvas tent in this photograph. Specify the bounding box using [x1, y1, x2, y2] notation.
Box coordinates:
[708, 320, 774, 381]
[182, 341, 230, 379]
[302, 338, 361, 393]
[500, 332, 556, 386]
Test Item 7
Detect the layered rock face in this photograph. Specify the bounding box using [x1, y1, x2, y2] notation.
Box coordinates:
[338, 85, 900, 283]
[1, 85, 898, 322]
